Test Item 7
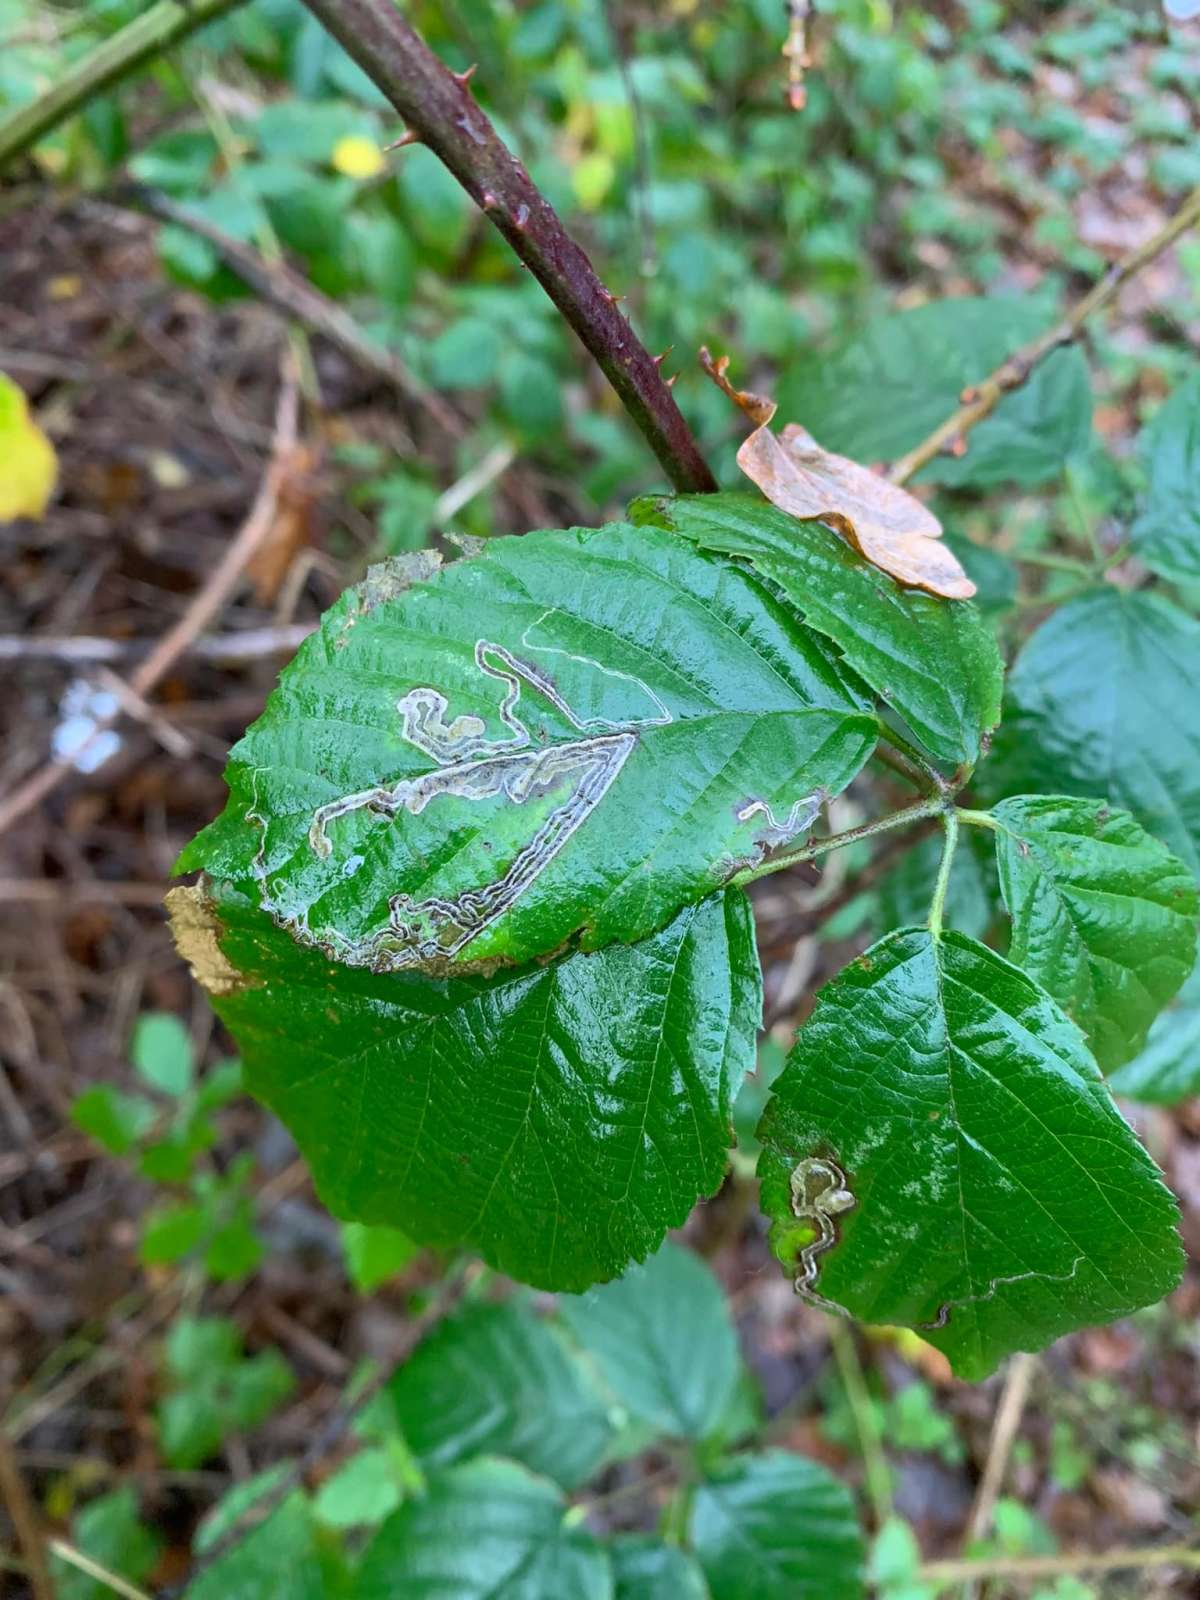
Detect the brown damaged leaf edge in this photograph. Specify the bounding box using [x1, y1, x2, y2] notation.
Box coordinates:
[699, 347, 976, 601]
[165, 882, 257, 997]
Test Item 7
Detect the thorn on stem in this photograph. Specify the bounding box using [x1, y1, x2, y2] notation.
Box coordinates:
[665, 373, 678, 388]
[385, 129, 421, 151]
[653, 346, 675, 367]
[946, 437, 968, 458]
[480, 190, 498, 211]
[453, 63, 478, 88]
[959, 384, 979, 404]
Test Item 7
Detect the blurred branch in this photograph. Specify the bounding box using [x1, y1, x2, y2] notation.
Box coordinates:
[0, 0, 246, 172]
[296, 0, 717, 495]
[889, 184, 1200, 485]
[114, 185, 463, 434]
[0, 1431, 54, 1600]
[919, 1543, 1200, 1585]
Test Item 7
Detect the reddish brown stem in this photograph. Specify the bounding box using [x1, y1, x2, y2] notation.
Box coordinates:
[297, 0, 717, 494]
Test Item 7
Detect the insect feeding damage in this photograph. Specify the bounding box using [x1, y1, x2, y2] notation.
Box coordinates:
[789, 1154, 856, 1316]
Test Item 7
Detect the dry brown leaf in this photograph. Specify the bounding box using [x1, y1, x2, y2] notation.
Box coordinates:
[700, 348, 976, 601]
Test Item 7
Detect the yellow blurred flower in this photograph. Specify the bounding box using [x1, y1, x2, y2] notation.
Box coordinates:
[0, 372, 57, 523]
[331, 134, 386, 180]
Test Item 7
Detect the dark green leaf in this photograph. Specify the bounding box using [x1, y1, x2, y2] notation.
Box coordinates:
[1108, 966, 1200, 1105]
[778, 298, 1092, 487]
[690, 1452, 864, 1600]
[170, 883, 760, 1292]
[141, 1201, 207, 1265]
[387, 1301, 613, 1489]
[995, 589, 1200, 875]
[757, 930, 1183, 1379]
[179, 523, 874, 973]
[560, 1241, 741, 1442]
[1130, 373, 1200, 582]
[355, 1458, 611, 1600]
[610, 1536, 710, 1600]
[989, 796, 1198, 1071]
[633, 493, 1001, 768]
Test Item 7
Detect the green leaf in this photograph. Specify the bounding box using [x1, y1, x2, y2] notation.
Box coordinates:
[341, 1222, 419, 1292]
[1108, 966, 1200, 1105]
[193, 1465, 292, 1554]
[610, 1536, 710, 1600]
[989, 797, 1198, 1071]
[178, 523, 875, 974]
[54, 1487, 162, 1600]
[141, 1200, 207, 1265]
[171, 882, 760, 1292]
[70, 1085, 156, 1155]
[633, 493, 1001, 768]
[354, 1458, 611, 1600]
[1130, 373, 1200, 582]
[690, 1452, 865, 1600]
[312, 1445, 406, 1528]
[995, 589, 1200, 875]
[756, 930, 1183, 1379]
[387, 1301, 613, 1489]
[560, 1241, 741, 1442]
[777, 298, 1092, 487]
[158, 1316, 294, 1468]
[132, 1012, 194, 1096]
[186, 1494, 329, 1600]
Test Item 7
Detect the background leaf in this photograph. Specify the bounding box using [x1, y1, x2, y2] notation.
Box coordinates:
[610, 1536, 710, 1600]
[990, 796, 1197, 1071]
[387, 1301, 613, 1489]
[690, 1452, 864, 1600]
[777, 298, 1092, 487]
[992, 588, 1200, 876]
[355, 1458, 611, 1600]
[180, 522, 875, 973]
[1108, 966, 1200, 1105]
[757, 930, 1183, 1379]
[634, 493, 1002, 768]
[560, 1241, 741, 1442]
[171, 884, 760, 1292]
[1130, 373, 1200, 582]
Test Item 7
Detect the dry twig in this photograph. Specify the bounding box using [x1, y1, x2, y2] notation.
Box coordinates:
[889, 184, 1200, 484]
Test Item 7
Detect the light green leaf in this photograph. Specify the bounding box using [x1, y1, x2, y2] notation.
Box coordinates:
[387, 1301, 613, 1489]
[342, 1222, 419, 1292]
[1130, 373, 1200, 582]
[312, 1446, 405, 1528]
[1109, 966, 1200, 1105]
[989, 796, 1198, 1071]
[178, 523, 875, 974]
[54, 1487, 162, 1600]
[778, 298, 1092, 487]
[757, 930, 1183, 1379]
[633, 493, 1001, 768]
[690, 1452, 865, 1600]
[132, 1011, 194, 1096]
[194, 1465, 292, 1554]
[354, 1458, 611, 1600]
[560, 1241, 741, 1442]
[995, 589, 1200, 875]
[169, 882, 760, 1292]
[186, 1494, 329, 1600]
[610, 1536, 710, 1600]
